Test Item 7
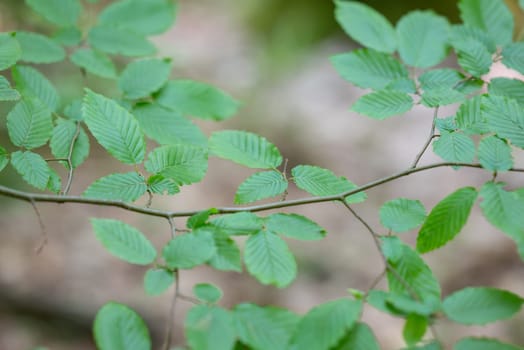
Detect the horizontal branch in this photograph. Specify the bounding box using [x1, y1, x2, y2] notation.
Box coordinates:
[0, 162, 522, 219]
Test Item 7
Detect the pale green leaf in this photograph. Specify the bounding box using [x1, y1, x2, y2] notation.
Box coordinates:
[25, 0, 81, 27]
[157, 80, 240, 121]
[185, 305, 235, 350]
[265, 213, 326, 240]
[209, 212, 263, 236]
[419, 69, 464, 90]
[207, 231, 242, 272]
[0, 32, 21, 70]
[334, 1, 396, 53]
[244, 230, 296, 288]
[489, 78, 524, 106]
[417, 187, 478, 253]
[454, 337, 523, 350]
[449, 24, 496, 53]
[7, 98, 52, 149]
[396, 11, 449, 68]
[144, 145, 207, 185]
[193, 283, 222, 303]
[456, 96, 489, 135]
[421, 88, 466, 107]
[13, 65, 60, 112]
[385, 78, 416, 93]
[91, 218, 156, 265]
[478, 136, 513, 172]
[209, 130, 282, 169]
[443, 287, 523, 324]
[88, 25, 156, 57]
[119, 58, 171, 99]
[0, 147, 8, 173]
[163, 228, 216, 269]
[83, 172, 147, 202]
[380, 198, 426, 233]
[46, 167, 61, 194]
[0, 76, 20, 101]
[453, 39, 492, 77]
[502, 43, 524, 75]
[435, 116, 457, 134]
[432, 132, 476, 163]
[331, 49, 408, 89]
[52, 26, 81, 46]
[70, 49, 116, 79]
[235, 171, 287, 204]
[481, 95, 524, 148]
[336, 322, 380, 350]
[403, 314, 427, 346]
[352, 89, 413, 119]
[50, 119, 90, 168]
[146, 174, 180, 195]
[82, 88, 146, 164]
[16, 32, 65, 64]
[63, 99, 83, 121]
[458, 0, 513, 46]
[143, 268, 174, 296]
[290, 299, 362, 350]
[10, 151, 50, 190]
[93, 302, 151, 350]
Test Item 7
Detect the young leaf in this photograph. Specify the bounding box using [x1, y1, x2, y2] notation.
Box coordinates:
[91, 218, 157, 265]
[244, 230, 296, 288]
[456, 96, 489, 135]
[147, 175, 179, 195]
[265, 213, 326, 240]
[454, 337, 523, 350]
[435, 116, 457, 134]
[209, 130, 282, 169]
[502, 43, 524, 75]
[478, 136, 513, 172]
[88, 25, 156, 57]
[193, 283, 223, 303]
[380, 198, 426, 233]
[50, 119, 90, 168]
[290, 299, 362, 350]
[458, 0, 513, 46]
[432, 132, 476, 164]
[207, 231, 242, 272]
[70, 49, 117, 79]
[82, 88, 146, 164]
[291, 165, 366, 203]
[163, 228, 216, 269]
[13, 65, 60, 112]
[233, 303, 300, 350]
[417, 187, 478, 253]
[481, 95, 524, 149]
[25, 0, 81, 27]
[16, 32, 65, 64]
[352, 90, 413, 119]
[185, 305, 236, 350]
[443, 287, 523, 325]
[187, 209, 218, 229]
[0, 76, 20, 101]
[7, 98, 53, 149]
[46, 167, 62, 194]
[453, 39, 492, 77]
[10, 151, 50, 190]
[0, 32, 21, 70]
[403, 314, 427, 346]
[330, 49, 408, 89]
[119, 58, 171, 99]
[488, 78, 524, 106]
[157, 80, 240, 121]
[209, 212, 263, 236]
[93, 302, 151, 350]
[143, 268, 174, 296]
[133, 103, 207, 147]
[83, 172, 147, 202]
[0, 147, 8, 173]
[334, 1, 396, 53]
[235, 170, 287, 204]
[144, 144, 208, 185]
[336, 322, 380, 350]
[396, 11, 449, 68]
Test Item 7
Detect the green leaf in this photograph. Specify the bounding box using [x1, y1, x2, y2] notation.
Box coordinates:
[502, 42, 524, 75]
[234, 304, 299, 350]
[91, 219, 156, 265]
[0, 147, 8, 173]
[396, 11, 449, 68]
[13, 65, 60, 112]
[93, 302, 151, 350]
[290, 299, 362, 350]
[52, 27, 81, 46]
[0, 32, 21, 70]
[98, 0, 176, 36]
[352, 89, 413, 119]
[453, 39, 492, 77]
[193, 283, 223, 303]
[88, 25, 156, 57]
[50, 119, 90, 168]
[419, 69, 464, 90]
[449, 24, 496, 54]
[291, 165, 366, 203]
[335, 322, 380, 350]
[144, 145, 208, 185]
[454, 337, 523, 350]
[209, 212, 263, 236]
[63, 99, 83, 121]
[47, 167, 62, 193]
[147, 175, 180, 195]
[187, 209, 218, 229]
[443, 287, 523, 324]
[163, 228, 216, 269]
[482, 95, 524, 148]
[432, 132, 476, 164]
[235, 171, 287, 204]
[265, 213, 326, 240]
[143, 268, 174, 296]
[456, 96, 489, 135]
[489, 78, 524, 106]
[380, 198, 426, 233]
[83, 172, 147, 202]
[417, 187, 478, 253]
[7, 98, 53, 149]
[185, 305, 235, 350]
[82, 88, 146, 164]
[157, 80, 240, 121]
[133, 103, 207, 147]
[330, 49, 408, 89]
[385, 78, 416, 94]
[435, 116, 457, 134]
[209, 130, 282, 169]
[458, 0, 513, 46]
[421, 88, 466, 107]
[25, 0, 81, 27]
[207, 231, 242, 272]
[119, 58, 171, 99]
[0, 76, 20, 101]
[10, 150, 50, 190]
[244, 230, 296, 288]
[478, 136, 513, 172]
[403, 341, 443, 350]
[386, 293, 438, 316]
[16, 32, 65, 64]
[334, 1, 396, 53]
[70, 49, 116, 79]
[403, 314, 427, 346]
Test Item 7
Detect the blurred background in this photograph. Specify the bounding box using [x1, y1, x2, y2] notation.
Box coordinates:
[0, 0, 523, 349]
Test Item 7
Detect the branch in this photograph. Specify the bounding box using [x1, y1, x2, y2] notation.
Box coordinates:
[411, 107, 438, 168]
[63, 121, 81, 195]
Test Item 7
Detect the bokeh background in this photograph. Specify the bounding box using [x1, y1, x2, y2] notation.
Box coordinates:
[0, 0, 523, 349]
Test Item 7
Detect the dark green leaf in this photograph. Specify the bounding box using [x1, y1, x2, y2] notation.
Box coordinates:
[10, 150, 50, 190]
[502, 43, 524, 75]
[187, 209, 218, 229]
[380, 198, 426, 233]
[50, 119, 90, 168]
[88, 25, 156, 57]
[7, 98, 52, 149]
[352, 89, 413, 119]
[70, 49, 116, 79]
[16, 32, 65, 64]
[119, 58, 171, 99]
[0, 32, 21, 70]
[386, 293, 439, 316]
[209, 212, 263, 236]
[458, 0, 513, 46]
[432, 132, 476, 164]
[13, 65, 60, 112]
[266, 213, 326, 240]
[403, 314, 427, 346]
[454, 337, 523, 350]
[235, 171, 287, 204]
[46, 167, 62, 194]
[335, 322, 380, 350]
[186, 305, 235, 350]
[146, 174, 179, 195]
[193, 283, 222, 303]
[83, 172, 147, 202]
[163, 228, 216, 269]
[478, 136, 513, 172]
[0, 76, 20, 101]
[482, 95, 524, 148]
[143, 268, 174, 296]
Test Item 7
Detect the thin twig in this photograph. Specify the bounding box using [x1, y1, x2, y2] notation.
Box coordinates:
[411, 107, 439, 168]
[63, 122, 81, 195]
[340, 202, 380, 238]
[162, 269, 179, 350]
[45, 158, 69, 162]
[30, 199, 47, 254]
[167, 217, 176, 238]
[365, 269, 386, 295]
[178, 293, 201, 304]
